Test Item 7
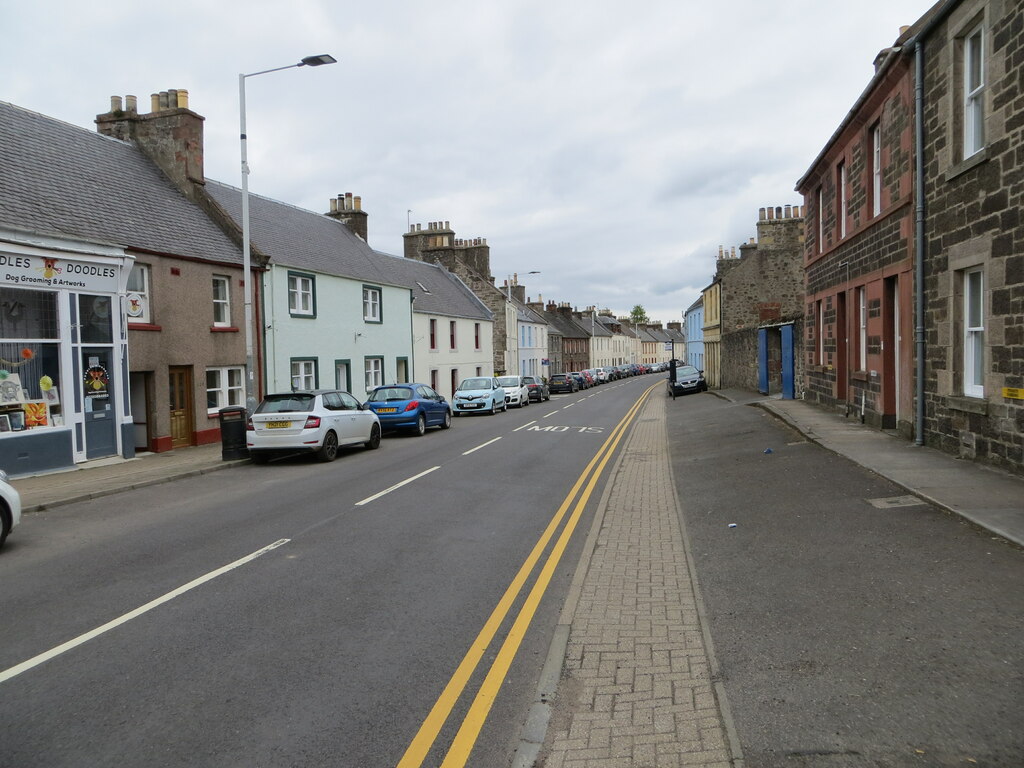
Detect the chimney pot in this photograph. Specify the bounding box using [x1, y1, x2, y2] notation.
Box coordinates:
[759, 207, 766, 220]
[110, 96, 123, 112]
[150, 93, 160, 112]
[178, 89, 189, 109]
[126, 94, 137, 113]
[354, 196, 361, 211]
[330, 198, 338, 213]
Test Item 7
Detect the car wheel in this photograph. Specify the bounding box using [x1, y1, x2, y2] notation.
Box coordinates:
[441, 410, 452, 429]
[413, 413, 427, 436]
[488, 400, 497, 415]
[317, 431, 339, 462]
[365, 423, 381, 450]
[250, 452, 270, 465]
[0, 506, 10, 550]
[501, 400, 507, 412]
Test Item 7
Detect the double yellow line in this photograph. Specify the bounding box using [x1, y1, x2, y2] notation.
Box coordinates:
[398, 382, 660, 768]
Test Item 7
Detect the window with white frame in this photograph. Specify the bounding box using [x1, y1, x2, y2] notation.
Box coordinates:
[206, 366, 243, 413]
[364, 357, 383, 391]
[858, 287, 867, 370]
[963, 268, 984, 397]
[291, 359, 317, 391]
[964, 24, 985, 158]
[212, 275, 230, 327]
[288, 273, 315, 317]
[363, 286, 381, 323]
[871, 124, 882, 216]
[126, 263, 151, 323]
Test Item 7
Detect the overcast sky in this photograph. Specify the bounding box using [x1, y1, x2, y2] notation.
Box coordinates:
[4, 0, 932, 325]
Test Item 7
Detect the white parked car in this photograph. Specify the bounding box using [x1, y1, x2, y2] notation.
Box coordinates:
[247, 390, 381, 464]
[0, 469, 22, 551]
[496, 375, 531, 408]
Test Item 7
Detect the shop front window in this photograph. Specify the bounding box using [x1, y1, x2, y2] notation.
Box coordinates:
[0, 288, 63, 430]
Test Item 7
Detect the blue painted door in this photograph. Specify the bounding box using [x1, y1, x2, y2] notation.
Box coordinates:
[781, 324, 795, 399]
[757, 329, 769, 395]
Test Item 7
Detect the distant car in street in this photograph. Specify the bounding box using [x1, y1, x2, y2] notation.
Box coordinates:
[567, 371, 587, 389]
[667, 365, 708, 398]
[496, 375, 531, 408]
[452, 377, 507, 415]
[522, 375, 550, 402]
[247, 389, 381, 463]
[0, 470, 21, 551]
[365, 383, 452, 435]
[548, 373, 577, 394]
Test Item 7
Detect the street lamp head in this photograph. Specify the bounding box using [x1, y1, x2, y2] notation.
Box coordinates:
[300, 54, 337, 67]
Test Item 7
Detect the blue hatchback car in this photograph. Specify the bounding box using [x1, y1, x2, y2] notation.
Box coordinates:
[365, 383, 452, 435]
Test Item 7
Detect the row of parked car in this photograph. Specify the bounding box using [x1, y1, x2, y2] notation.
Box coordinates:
[245, 375, 551, 463]
[549, 362, 667, 393]
[244, 364, 681, 464]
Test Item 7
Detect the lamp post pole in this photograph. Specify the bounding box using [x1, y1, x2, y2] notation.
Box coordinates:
[239, 54, 336, 412]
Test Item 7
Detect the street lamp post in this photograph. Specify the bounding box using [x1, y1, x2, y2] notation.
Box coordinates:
[239, 54, 336, 411]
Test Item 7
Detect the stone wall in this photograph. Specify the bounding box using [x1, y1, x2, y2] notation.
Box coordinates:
[919, 0, 1023, 474]
[719, 206, 805, 392]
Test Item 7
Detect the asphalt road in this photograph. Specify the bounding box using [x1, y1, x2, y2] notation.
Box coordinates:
[666, 393, 1024, 767]
[0, 377, 656, 768]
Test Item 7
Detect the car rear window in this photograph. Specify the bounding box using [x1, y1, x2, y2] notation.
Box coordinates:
[256, 394, 315, 413]
[368, 387, 414, 402]
[496, 377, 519, 386]
[551, 375, 567, 381]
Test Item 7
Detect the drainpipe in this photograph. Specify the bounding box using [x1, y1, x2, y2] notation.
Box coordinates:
[914, 40, 926, 446]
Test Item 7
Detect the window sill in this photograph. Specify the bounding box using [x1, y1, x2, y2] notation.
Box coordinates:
[945, 148, 988, 182]
[288, 313, 316, 319]
[947, 395, 988, 415]
[128, 323, 162, 332]
[210, 326, 239, 333]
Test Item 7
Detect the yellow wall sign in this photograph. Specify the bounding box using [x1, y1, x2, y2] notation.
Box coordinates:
[1002, 387, 1024, 400]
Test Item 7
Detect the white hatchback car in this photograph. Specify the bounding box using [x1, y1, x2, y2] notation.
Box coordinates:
[0, 470, 22, 551]
[247, 390, 381, 464]
[496, 375, 531, 408]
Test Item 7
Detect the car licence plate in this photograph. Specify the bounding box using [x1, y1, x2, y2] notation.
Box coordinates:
[464, 403, 481, 409]
[266, 421, 291, 429]
[378, 408, 398, 413]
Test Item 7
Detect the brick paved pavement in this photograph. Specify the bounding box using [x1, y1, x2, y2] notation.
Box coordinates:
[532, 392, 738, 767]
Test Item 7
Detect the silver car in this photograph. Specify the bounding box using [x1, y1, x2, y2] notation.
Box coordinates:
[496, 375, 531, 408]
[247, 390, 381, 463]
[0, 469, 22, 551]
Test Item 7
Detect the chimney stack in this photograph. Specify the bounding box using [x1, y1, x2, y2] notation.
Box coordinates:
[325, 192, 369, 241]
[96, 88, 204, 191]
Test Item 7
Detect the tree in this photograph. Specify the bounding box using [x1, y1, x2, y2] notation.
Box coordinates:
[630, 305, 650, 325]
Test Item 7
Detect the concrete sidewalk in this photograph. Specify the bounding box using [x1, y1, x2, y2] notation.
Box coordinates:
[716, 388, 1024, 548]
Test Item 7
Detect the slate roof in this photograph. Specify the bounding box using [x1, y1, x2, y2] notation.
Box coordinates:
[205, 180, 490, 320]
[541, 309, 593, 339]
[205, 180, 407, 287]
[375, 252, 492, 321]
[0, 101, 243, 264]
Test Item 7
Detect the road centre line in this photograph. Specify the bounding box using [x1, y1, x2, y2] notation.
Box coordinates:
[397, 380, 663, 768]
[542, 410, 558, 419]
[461, 437, 503, 455]
[0, 539, 290, 685]
[562, 402, 575, 409]
[355, 466, 441, 505]
[512, 422, 536, 432]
